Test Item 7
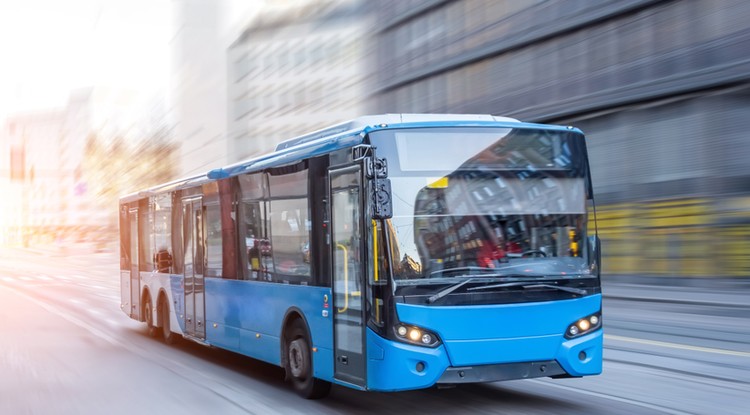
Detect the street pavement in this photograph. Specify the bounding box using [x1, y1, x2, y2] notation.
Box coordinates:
[0, 245, 748, 414]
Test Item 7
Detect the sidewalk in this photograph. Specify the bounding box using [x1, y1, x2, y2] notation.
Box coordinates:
[602, 276, 750, 308]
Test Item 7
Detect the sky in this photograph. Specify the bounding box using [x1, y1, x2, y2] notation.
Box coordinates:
[0, 0, 171, 118]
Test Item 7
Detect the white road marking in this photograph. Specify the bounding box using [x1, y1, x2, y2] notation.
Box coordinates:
[3, 285, 120, 346]
[96, 293, 120, 301]
[529, 379, 692, 415]
[605, 334, 750, 358]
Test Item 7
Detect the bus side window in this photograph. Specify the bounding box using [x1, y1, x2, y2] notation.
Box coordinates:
[153, 193, 173, 274]
[205, 203, 223, 277]
[119, 207, 130, 270]
[243, 202, 264, 280]
[239, 172, 269, 281]
[268, 168, 311, 283]
[139, 198, 154, 272]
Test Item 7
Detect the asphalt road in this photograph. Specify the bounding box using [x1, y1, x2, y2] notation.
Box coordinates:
[0, 246, 747, 414]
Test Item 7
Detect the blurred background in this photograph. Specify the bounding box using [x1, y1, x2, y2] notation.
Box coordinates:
[1, 0, 749, 280]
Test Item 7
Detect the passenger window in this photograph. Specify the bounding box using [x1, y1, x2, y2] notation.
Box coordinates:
[139, 199, 154, 272]
[205, 203, 223, 277]
[239, 173, 273, 280]
[119, 207, 130, 270]
[153, 194, 173, 274]
[269, 168, 311, 283]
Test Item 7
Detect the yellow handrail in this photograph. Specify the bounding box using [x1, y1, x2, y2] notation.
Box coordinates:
[336, 243, 349, 313]
[372, 220, 379, 283]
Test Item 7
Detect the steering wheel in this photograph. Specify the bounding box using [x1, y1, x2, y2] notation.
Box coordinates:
[521, 249, 547, 258]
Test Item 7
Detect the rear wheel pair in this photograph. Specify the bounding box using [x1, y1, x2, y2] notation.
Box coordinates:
[145, 295, 177, 344]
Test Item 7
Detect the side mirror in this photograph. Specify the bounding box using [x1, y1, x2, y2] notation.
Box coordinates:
[587, 235, 601, 277]
[371, 178, 393, 219]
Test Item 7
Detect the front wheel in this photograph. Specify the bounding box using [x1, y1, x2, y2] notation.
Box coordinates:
[286, 320, 331, 399]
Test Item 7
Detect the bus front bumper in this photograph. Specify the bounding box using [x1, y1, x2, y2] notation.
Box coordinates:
[436, 360, 566, 384]
[365, 328, 602, 392]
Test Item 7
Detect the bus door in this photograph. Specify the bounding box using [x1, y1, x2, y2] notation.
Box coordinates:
[329, 165, 366, 388]
[182, 196, 206, 340]
[128, 207, 141, 320]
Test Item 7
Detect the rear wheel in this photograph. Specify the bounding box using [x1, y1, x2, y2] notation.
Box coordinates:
[286, 319, 331, 399]
[144, 296, 157, 337]
[159, 296, 178, 345]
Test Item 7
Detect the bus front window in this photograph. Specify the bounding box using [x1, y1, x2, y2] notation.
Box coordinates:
[370, 127, 597, 295]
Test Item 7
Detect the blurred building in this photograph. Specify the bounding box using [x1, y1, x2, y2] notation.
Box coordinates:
[227, 0, 372, 160]
[373, 0, 750, 277]
[0, 98, 102, 246]
[0, 88, 172, 247]
[171, 1, 231, 178]
[0, 110, 65, 245]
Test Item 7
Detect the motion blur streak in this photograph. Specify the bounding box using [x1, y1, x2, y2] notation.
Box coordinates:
[606, 334, 750, 358]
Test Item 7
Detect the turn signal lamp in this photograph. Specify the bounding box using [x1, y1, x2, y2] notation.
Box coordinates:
[565, 312, 602, 339]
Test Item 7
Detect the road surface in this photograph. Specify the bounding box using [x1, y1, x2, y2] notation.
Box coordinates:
[0, 246, 747, 414]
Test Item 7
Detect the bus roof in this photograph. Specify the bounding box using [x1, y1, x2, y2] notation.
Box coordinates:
[119, 113, 580, 204]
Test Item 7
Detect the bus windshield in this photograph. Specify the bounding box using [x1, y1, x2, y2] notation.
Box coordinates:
[369, 127, 596, 287]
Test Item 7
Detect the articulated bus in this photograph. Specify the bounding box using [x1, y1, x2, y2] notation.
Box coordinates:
[119, 114, 602, 398]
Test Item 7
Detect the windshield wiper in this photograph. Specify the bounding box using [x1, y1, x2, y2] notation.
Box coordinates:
[467, 281, 587, 295]
[429, 266, 497, 278]
[426, 278, 475, 304]
[428, 263, 535, 278]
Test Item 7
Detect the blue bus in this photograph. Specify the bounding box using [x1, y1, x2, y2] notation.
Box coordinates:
[119, 114, 602, 398]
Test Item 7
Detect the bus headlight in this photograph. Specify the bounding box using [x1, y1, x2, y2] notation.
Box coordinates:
[394, 324, 441, 347]
[565, 312, 602, 339]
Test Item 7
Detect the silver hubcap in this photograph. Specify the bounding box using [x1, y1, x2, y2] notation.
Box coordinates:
[289, 338, 306, 379]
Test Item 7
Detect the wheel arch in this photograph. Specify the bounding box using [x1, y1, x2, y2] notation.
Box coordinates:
[280, 307, 311, 373]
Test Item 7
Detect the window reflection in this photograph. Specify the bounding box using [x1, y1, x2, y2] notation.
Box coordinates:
[371, 127, 593, 280]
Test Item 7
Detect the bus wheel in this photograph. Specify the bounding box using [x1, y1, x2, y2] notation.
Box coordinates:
[160, 297, 178, 345]
[144, 297, 157, 337]
[286, 320, 331, 399]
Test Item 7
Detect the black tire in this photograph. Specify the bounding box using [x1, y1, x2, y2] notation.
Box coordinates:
[159, 296, 178, 345]
[286, 319, 331, 399]
[144, 296, 157, 338]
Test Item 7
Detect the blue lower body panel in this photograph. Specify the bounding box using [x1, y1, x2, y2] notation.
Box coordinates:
[201, 279, 334, 380]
